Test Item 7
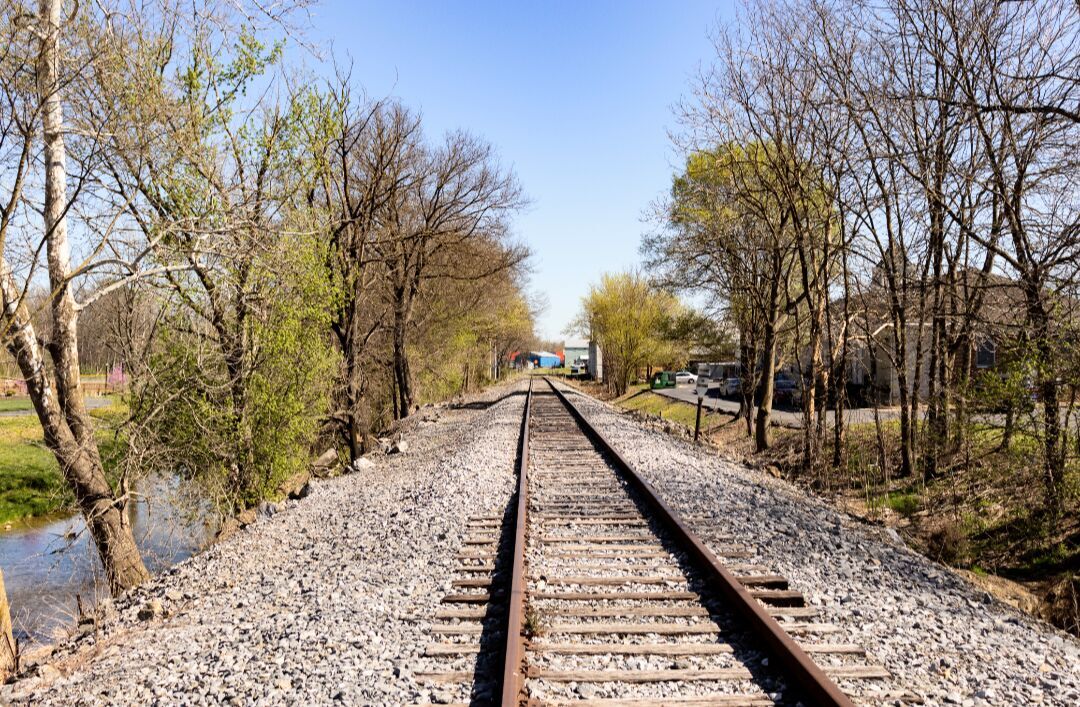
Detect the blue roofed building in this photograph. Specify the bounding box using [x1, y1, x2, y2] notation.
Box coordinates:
[528, 351, 562, 368]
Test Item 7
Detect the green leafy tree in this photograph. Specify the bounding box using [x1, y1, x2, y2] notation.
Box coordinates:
[647, 142, 806, 449]
[105, 28, 338, 514]
[571, 271, 678, 396]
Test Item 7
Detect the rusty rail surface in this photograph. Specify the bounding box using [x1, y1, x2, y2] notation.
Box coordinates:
[499, 378, 532, 704]
[544, 377, 856, 707]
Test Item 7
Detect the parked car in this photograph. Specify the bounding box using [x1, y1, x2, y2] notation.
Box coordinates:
[721, 377, 741, 397]
[674, 371, 697, 385]
[773, 375, 803, 406]
[650, 371, 677, 389]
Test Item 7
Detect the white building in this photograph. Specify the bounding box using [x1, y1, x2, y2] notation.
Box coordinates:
[587, 340, 603, 381]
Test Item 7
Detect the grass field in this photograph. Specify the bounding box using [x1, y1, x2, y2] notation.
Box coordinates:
[0, 416, 71, 523]
[0, 397, 33, 412]
[0, 400, 121, 524]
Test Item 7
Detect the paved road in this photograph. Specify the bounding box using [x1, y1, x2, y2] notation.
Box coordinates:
[654, 384, 899, 428]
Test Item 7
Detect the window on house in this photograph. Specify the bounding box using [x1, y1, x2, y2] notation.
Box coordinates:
[976, 339, 996, 368]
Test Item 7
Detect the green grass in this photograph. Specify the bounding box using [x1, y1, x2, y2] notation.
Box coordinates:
[612, 383, 649, 402]
[616, 388, 725, 431]
[0, 397, 33, 412]
[0, 398, 121, 524]
[0, 416, 71, 523]
[883, 490, 921, 517]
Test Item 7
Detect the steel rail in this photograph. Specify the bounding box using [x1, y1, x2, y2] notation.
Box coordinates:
[544, 378, 856, 707]
[499, 378, 532, 705]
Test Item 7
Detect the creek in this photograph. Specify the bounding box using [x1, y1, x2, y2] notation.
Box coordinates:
[0, 476, 214, 647]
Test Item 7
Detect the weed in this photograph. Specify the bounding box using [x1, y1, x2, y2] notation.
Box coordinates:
[523, 607, 544, 637]
[884, 491, 920, 517]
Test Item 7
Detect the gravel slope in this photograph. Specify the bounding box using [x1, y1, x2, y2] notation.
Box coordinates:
[2, 381, 527, 706]
[553, 380, 1080, 707]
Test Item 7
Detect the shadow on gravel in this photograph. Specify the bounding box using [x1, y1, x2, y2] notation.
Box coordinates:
[450, 390, 528, 411]
[466, 498, 517, 705]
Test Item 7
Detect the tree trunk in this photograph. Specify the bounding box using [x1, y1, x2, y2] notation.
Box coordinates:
[336, 294, 366, 463]
[3, 267, 148, 593]
[740, 337, 755, 439]
[832, 357, 846, 470]
[392, 303, 413, 419]
[344, 319, 362, 462]
[889, 303, 916, 479]
[896, 371, 915, 478]
[1021, 281, 1064, 513]
[0, 568, 14, 681]
[755, 319, 779, 452]
[1039, 349, 1065, 514]
[953, 341, 971, 451]
[39, 0, 92, 450]
[23, 0, 149, 595]
[925, 320, 941, 480]
[801, 321, 823, 475]
[347, 408, 360, 462]
[831, 271, 850, 471]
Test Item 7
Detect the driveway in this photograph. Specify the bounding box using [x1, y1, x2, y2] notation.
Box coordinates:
[653, 383, 899, 428]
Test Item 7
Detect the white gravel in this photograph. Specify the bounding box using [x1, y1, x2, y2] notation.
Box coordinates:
[2, 381, 528, 706]
[552, 380, 1080, 707]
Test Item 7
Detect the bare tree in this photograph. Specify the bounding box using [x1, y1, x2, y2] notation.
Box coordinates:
[310, 86, 421, 458]
[375, 130, 526, 418]
[670, 13, 832, 451]
[0, 0, 149, 593]
[939, 0, 1080, 511]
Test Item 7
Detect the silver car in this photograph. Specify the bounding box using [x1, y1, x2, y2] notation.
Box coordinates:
[674, 371, 697, 385]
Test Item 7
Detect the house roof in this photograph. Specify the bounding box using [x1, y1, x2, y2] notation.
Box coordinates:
[833, 267, 1047, 341]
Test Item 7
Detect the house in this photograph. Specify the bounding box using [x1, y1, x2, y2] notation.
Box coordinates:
[826, 269, 1027, 405]
[564, 340, 589, 368]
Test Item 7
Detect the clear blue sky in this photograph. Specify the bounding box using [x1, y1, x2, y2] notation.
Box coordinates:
[307, 1, 732, 340]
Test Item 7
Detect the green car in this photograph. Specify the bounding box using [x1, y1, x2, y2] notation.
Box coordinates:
[650, 371, 677, 389]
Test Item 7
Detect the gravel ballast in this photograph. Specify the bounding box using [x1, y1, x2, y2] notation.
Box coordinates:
[552, 380, 1080, 706]
[6, 377, 1078, 706]
[2, 382, 528, 706]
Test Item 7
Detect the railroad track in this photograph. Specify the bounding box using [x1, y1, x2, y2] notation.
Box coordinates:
[420, 378, 899, 705]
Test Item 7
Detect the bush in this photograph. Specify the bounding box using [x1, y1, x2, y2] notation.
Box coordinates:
[125, 236, 338, 514]
[886, 492, 920, 517]
[927, 521, 970, 565]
